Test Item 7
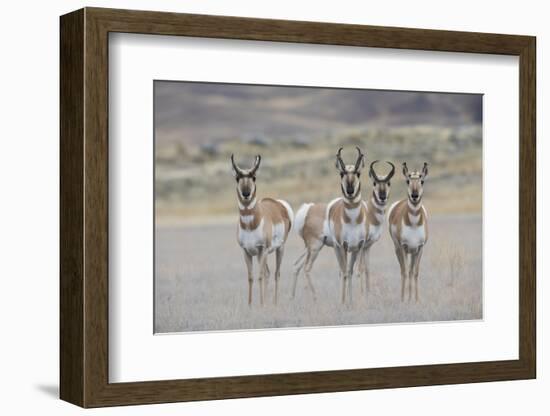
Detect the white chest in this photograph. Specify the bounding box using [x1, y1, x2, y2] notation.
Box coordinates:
[238, 219, 265, 256]
[367, 221, 383, 242]
[399, 223, 426, 251]
[238, 219, 286, 256]
[338, 220, 367, 251]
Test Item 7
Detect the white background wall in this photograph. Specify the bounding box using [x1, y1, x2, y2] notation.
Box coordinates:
[0, 0, 545, 414]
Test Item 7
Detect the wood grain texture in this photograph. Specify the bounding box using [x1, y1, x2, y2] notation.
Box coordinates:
[59, 8, 84, 407]
[59, 7, 537, 408]
[518, 38, 536, 375]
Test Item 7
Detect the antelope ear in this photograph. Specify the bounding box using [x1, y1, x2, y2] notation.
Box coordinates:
[402, 162, 409, 178]
[422, 162, 429, 178]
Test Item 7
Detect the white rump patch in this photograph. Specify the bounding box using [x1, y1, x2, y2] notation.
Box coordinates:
[270, 222, 286, 252]
[276, 199, 294, 230]
[294, 203, 313, 237]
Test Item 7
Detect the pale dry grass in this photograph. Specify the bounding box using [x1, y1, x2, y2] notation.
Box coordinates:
[431, 240, 467, 287]
[154, 214, 482, 333]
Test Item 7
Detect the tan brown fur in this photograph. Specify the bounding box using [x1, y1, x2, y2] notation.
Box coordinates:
[292, 147, 366, 303]
[232, 154, 293, 306]
[365, 198, 383, 226]
[356, 161, 396, 298]
[328, 198, 366, 245]
[388, 162, 429, 302]
[301, 203, 326, 247]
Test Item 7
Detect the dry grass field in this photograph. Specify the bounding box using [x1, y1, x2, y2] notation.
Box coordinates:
[154, 213, 482, 333]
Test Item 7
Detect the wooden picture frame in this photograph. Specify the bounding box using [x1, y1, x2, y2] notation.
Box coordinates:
[60, 7, 536, 408]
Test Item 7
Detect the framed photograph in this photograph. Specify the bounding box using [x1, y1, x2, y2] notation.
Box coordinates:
[60, 7, 536, 407]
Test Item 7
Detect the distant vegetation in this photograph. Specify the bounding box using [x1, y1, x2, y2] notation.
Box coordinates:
[154, 82, 482, 224]
[155, 124, 482, 223]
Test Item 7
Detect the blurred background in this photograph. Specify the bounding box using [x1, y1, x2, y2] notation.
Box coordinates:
[154, 82, 482, 225]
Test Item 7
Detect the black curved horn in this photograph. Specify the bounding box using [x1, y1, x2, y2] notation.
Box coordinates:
[250, 154, 261, 175]
[369, 160, 380, 181]
[354, 146, 365, 172]
[385, 161, 396, 181]
[231, 154, 245, 177]
[336, 147, 346, 172]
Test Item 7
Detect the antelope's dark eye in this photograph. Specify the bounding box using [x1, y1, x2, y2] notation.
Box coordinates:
[421, 180, 424, 185]
[373, 182, 376, 186]
[387, 181, 391, 186]
[340, 173, 344, 178]
[357, 173, 360, 178]
[406, 180, 410, 185]
[252, 177, 256, 182]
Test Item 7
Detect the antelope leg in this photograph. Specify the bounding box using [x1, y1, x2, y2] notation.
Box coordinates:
[413, 246, 424, 303]
[274, 246, 284, 305]
[347, 249, 359, 304]
[333, 246, 347, 304]
[395, 244, 407, 302]
[291, 250, 307, 299]
[363, 245, 372, 299]
[244, 250, 254, 306]
[257, 248, 267, 306]
[304, 242, 323, 300]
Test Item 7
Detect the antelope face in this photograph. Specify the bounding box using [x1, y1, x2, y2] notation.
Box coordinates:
[231, 154, 261, 204]
[370, 160, 395, 204]
[335, 147, 365, 200]
[402, 162, 428, 204]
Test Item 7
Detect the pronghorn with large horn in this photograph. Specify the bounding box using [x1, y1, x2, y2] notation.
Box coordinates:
[329, 147, 368, 304]
[387, 162, 429, 302]
[231, 154, 294, 306]
[355, 160, 395, 297]
[292, 147, 367, 302]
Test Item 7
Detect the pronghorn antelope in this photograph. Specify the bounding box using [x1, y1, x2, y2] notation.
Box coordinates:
[292, 147, 367, 303]
[388, 162, 429, 302]
[329, 147, 368, 304]
[355, 160, 395, 297]
[231, 154, 294, 306]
